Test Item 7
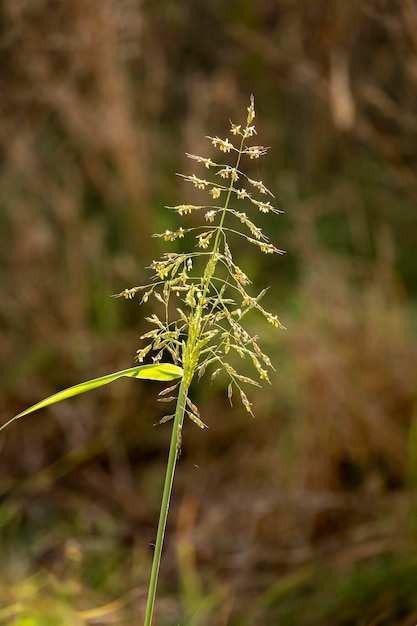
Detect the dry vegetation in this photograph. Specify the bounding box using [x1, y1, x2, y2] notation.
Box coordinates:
[1, 1, 417, 624]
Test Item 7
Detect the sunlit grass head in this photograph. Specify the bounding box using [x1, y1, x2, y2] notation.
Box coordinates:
[117, 96, 284, 418]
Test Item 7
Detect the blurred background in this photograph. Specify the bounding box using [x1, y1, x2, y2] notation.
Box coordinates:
[1, 1, 417, 624]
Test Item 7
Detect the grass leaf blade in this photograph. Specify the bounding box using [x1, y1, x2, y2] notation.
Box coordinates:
[0, 363, 183, 431]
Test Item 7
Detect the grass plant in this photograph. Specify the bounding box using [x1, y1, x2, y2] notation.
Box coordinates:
[2, 97, 283, 625]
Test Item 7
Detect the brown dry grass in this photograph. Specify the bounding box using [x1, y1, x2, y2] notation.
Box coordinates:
[1, 1, 417, 623]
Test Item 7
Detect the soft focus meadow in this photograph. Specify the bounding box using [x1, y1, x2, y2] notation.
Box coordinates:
[1, 2, 417, 625]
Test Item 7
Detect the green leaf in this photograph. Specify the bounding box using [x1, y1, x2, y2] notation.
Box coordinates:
[0, 363, 183, 432]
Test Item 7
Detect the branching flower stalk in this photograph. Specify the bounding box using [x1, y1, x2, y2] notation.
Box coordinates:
[116, 96, 284, 626]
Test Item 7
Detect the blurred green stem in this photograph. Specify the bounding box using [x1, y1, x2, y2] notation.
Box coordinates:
[143, 375, 189, 626]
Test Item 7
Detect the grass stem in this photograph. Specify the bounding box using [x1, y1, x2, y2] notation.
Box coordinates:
[143, 375, 189, 626]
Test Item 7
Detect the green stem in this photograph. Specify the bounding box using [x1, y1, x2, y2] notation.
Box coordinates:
[143, 374, 189, 626]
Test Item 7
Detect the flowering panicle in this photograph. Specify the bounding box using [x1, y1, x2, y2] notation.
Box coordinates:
[114, 96, 284, 419]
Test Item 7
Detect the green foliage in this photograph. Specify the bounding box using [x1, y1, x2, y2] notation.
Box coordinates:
[0, 363, 183, 432]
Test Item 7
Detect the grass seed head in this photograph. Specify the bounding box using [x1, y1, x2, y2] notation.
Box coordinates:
[121, 97, 284, 417]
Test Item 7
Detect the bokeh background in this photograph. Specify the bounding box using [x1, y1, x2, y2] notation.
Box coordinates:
[1, 1, 417, 624]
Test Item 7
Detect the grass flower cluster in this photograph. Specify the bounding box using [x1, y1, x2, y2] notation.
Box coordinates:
[115, 96, 284, 625]
[117, 97, 284, 426]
